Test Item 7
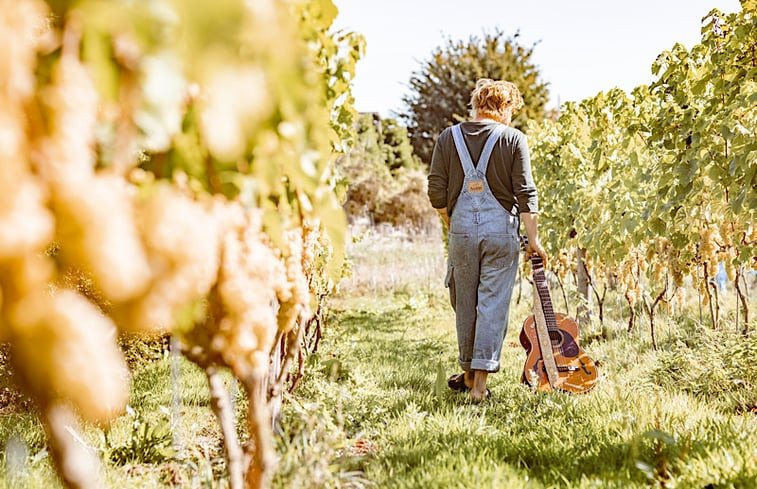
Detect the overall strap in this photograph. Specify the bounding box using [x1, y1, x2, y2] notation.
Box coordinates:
[476, 125, 505, 175]
[451, 123, 505, 176]
[451, 124, 476, 174]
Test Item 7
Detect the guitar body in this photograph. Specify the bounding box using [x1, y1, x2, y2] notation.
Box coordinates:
[519, 312, 598, 393]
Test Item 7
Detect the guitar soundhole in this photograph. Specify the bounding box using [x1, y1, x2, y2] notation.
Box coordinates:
[549, 331, 562, 346]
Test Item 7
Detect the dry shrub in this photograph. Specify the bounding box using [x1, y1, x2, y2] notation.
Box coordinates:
[338, 115, 438, 233]
[373, 170, 437, 232]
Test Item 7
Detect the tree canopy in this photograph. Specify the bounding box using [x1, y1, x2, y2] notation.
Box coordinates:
[401, 30, 550, 164]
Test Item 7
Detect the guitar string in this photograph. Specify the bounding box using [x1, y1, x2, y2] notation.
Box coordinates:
[539, 268, 566, 366]
[533, 259, 566, 375]
[524, 238, 569, 376]
[540, 265, 568, 369]
[533, 256, 567, 368]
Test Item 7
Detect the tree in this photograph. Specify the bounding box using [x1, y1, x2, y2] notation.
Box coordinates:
[401, 30, 550, 164]
[380, 118, 421, 172]
[337, 114, 436, 229]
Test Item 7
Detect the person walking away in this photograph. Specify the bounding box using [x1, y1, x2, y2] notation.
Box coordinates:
[427, 78, 547, 401]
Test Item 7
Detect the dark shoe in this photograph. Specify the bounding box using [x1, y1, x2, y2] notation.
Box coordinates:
[447, 373, 470, 392]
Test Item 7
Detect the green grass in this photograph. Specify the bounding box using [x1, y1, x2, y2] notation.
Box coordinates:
[1, 230, 756, 488]
[0, 355, 230, 489]
[297, 288, 756, 489]
[276, 230, 757, 488]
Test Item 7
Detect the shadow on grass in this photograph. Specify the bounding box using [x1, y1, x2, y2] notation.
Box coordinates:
[333, 307, 414, 335]
[322, 295, 757, 489]
[130, 357, 211, 410]
[332, 303, 452, 367]
[370, 403, 757, 489]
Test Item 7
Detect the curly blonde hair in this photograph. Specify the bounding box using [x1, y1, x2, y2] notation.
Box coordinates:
[470, 78, 524, 124]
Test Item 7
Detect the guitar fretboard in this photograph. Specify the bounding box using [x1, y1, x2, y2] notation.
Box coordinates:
[531, 256, 559, 334]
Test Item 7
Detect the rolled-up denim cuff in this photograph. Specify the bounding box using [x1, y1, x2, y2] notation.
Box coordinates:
[470, 359, 500, 373]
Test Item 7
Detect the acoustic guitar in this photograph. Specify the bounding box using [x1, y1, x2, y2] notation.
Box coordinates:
[519, 240, 598, 393]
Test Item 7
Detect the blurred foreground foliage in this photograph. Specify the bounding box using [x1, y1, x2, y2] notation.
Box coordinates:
[0, 0, 363, 487]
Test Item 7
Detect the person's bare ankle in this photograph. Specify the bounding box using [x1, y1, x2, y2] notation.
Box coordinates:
[464, 371, 474, 389]
[469, 387, 488, 400]
[470, 370, 489, 400]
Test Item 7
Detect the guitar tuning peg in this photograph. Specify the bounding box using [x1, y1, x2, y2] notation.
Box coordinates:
[519, 235, 529, 252]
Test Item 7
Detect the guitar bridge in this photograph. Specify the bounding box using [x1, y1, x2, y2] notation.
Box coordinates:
[555, 366, 579, 372]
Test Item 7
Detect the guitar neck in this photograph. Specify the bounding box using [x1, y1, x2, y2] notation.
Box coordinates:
[531, 255, 558, 332]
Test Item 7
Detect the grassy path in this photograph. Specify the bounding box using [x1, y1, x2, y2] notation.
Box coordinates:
[286, 289, 757, 488]
[1, 232, 755, 488]
[279, 234, 757, 489]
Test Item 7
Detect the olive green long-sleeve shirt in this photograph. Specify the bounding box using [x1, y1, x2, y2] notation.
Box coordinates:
[427, 121, 539, 217]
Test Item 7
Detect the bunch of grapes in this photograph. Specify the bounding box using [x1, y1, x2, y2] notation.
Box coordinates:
[111, 185, 222, 334]
[699, 225, 720, 277]
[583, 251, 610, 287]
[302, 219, 336, 299]
[697, 224, 724, 305]
[0, 0, 358, 487]
[276, 227, 311, 334]
[669, 256, 688, 288]
[550, 251, 573, 283]
[176, 199, 319, 385]
[0, 0, 131, 426]
[204, 207, 285, 380]
[650, 238, 670, 284]
[36, 45, 154, 308]
[618, 248, 644, 307]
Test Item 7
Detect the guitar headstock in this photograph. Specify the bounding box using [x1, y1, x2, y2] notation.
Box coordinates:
[520, 235, 544, 270]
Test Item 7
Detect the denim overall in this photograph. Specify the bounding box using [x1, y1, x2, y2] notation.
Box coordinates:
[445, 123, 520, 372]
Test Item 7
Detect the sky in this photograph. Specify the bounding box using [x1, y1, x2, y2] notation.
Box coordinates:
[332, 0, 742, 117]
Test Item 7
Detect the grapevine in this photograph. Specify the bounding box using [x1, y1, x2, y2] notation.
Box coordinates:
[528, 0, 756, 342]
[0, 0, 362, 488]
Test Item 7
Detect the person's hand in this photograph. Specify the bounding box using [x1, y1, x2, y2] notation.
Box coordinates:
[526, 239, 548, 268]
[436, 207, 450, 229]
